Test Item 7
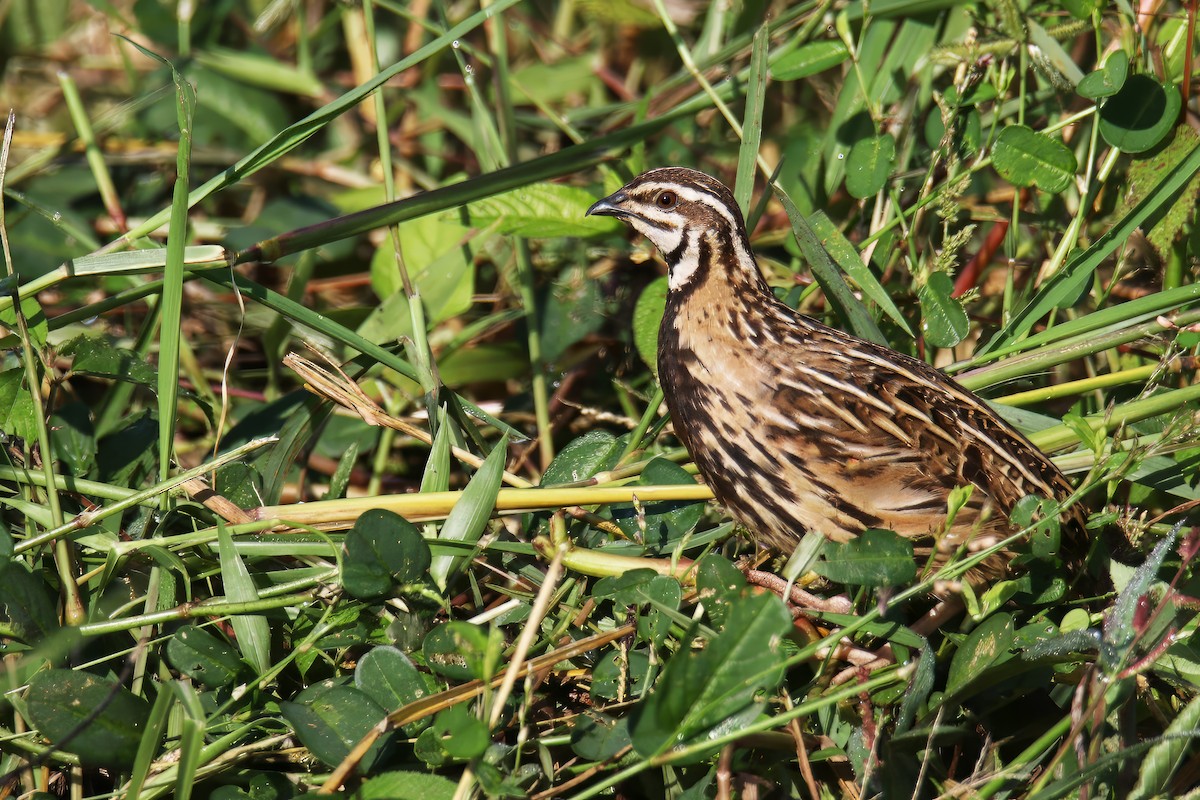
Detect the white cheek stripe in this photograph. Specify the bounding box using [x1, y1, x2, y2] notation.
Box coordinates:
[669, 233, 701, 289]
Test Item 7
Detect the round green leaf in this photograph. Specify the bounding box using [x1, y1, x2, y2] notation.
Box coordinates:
[845, 134, 896, 199]
[167, 626, 243, 687]
[429, 704, 489, 759]
[423, 621, 490, 681]
[281, 685, 391, 770]
[342, 509, 431, 599]
[1099, 74, 1181, 153]
[633, 276, 668, 376]
[917, 272, 970, 348]
[991, 124, 1077, 193]
[25, 669, 151, 768]
[1077, 49, 1129, 99]
[571, 713, 632, 760]
[771, 39, 850, 80]
[356, 646, 436, 734]
[812, 528, 917, 587]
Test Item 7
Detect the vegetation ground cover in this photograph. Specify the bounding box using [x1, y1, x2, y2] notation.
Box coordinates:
[2, 0, 1200, 797]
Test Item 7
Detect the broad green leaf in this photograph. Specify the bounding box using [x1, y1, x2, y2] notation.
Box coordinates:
[771, 39, 850, 80]
[1077, 49, 1129, 99]
[946, 612, 1015, 697]
[609, 458, 704, 551]
[540, 430, 624, 486]
[356, 647, 437, 735]
[630, 591, 790, 756]
[991, 125, 1077, 193]
[463, 182, 621, 237]
[1099, 75, 1181, 154]
[845, 134, 896, 198]
[167, 626, 243, 687]
[25, 669, 151, 768]
[633, 276, 668, 375]
[357, 771, 457, 800]
[571, 713, 632, 761]
[0, 369, 38, 441]
[280, 684, 390, 770]
[591, 650, 650, 702]
[917, 271, 970, 348]
[428, 704, 489, 759]
[540, 265, 609, 363]
[428, 433, 508, 589]
[342, 509, 432, 599]
[813, 529, 917, 587]
[49, 402, 96, 476]
[594, 569, 682, 643]
[0, 563, 58, 643]
[423, 621, 490, 681]
[0, 294, 47, 348]
[808, 213, 912, 335]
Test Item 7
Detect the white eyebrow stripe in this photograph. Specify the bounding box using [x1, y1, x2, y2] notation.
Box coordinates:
[636, 182, 739, 230]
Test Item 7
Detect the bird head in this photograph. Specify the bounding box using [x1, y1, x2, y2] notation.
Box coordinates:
[587, 167, 755, 291]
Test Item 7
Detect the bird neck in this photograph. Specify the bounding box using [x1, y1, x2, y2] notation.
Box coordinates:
[665, 224, 771, 299]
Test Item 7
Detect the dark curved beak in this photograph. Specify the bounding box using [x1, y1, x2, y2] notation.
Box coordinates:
[586, 190, 629, 218]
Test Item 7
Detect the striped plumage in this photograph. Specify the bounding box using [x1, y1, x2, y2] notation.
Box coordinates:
[588, 167, 1081, 577]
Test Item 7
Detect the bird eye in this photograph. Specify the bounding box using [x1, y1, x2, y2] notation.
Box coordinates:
[655, 190, 678, 209]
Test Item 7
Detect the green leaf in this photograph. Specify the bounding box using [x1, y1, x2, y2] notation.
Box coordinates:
[591, 649, 650, 702]
[342, 509, 432, 600]
[808, 213, 912, 336]
[464, 182, 621, 237]
[1099, 75, 1181, 154]
[917, 271, 970, 348]
[991, 124, 1077, 193]
[630, 591, 791, 756]
[192, 46, 323, 97]
[946, 612, 1015, 697]
[166, 626, 243, 687]
[845, 134, 896, 199]
[1008, 494, 1063, 559]
[813, 529, 917, 587]
[356, 646, 436, 734]
[1062, 0, 1105, 18]
[594, 569, 682, 643]
[1130, 692, 1200, 800]
[428, 433, 508, 589]
[774, 183, 888, 345]
[357, 771, 457, 800]
[1077, 49, 1129, 99]
[25, 670, 151, 768]
[428, 704, 489, 759]
[571, 713, 632, 761]
[0, 563, 59, 643]
[540, 430, 623, 486]
[423, 621, 491, 681]
[280, 684, 390, 770]
[609, 458, 703, 551]
[0, 369, 37, 442]
[771, 39, 850, 80]
[633, 276, 668, 376]
[217, 524, 271, 674]
[539, 265, 609, 363]
[0, 294, 47, 348]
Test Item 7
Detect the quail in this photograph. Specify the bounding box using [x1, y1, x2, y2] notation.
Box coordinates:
[587, 167, 1082, 578]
